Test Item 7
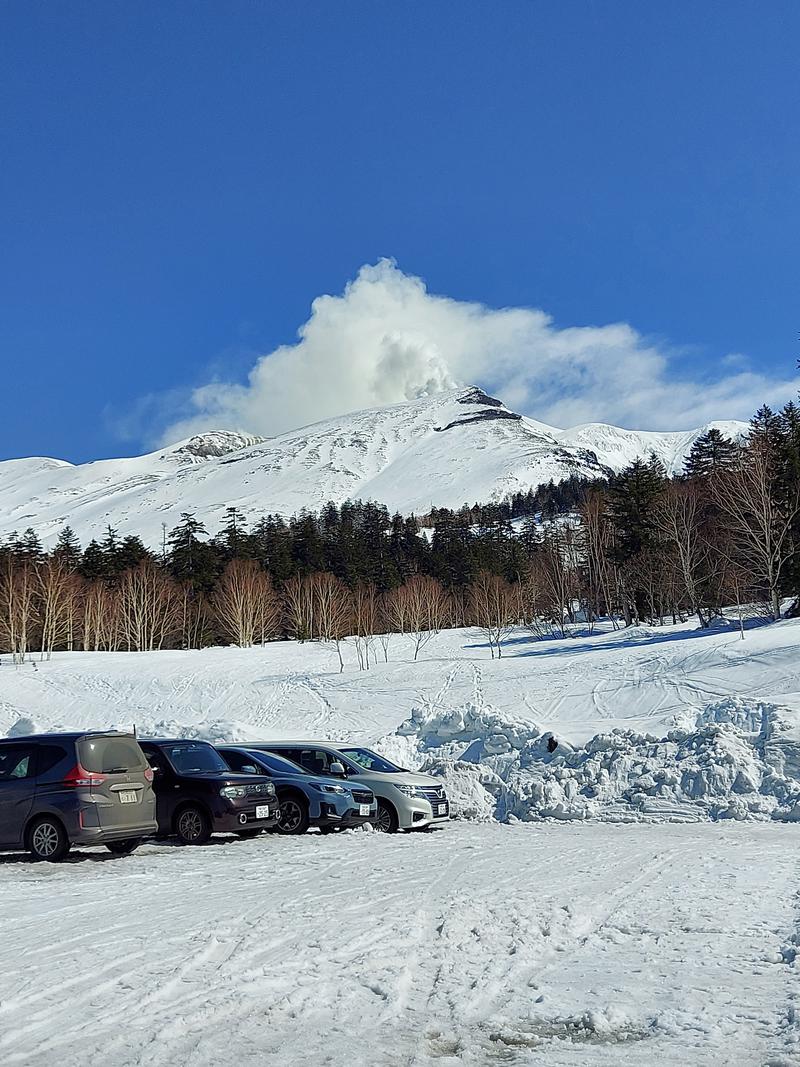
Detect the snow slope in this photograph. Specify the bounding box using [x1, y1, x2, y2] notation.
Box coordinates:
[0, 387, 747, 546]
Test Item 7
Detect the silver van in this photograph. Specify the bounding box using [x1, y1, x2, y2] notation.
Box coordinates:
[250, 741, 449, 832]
[0, 732, 158, 860]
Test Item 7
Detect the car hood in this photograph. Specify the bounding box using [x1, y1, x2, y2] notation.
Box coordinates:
[350, 770, 442, 787]
[203, 772, 275, 786]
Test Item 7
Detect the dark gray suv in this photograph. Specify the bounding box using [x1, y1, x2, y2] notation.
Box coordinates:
[0, 732, 158, 861]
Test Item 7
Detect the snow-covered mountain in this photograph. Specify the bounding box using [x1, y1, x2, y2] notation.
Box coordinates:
[0, 388, 746, 547]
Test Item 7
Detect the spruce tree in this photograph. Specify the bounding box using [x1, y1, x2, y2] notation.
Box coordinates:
[683, 428, 738, 480]
[168, 513, 211, 585]
[53, 525, 82, 569]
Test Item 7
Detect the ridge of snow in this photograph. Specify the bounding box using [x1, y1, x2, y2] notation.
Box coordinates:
[0, 388, 748, 546]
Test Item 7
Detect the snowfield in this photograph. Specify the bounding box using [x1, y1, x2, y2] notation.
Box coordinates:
[1, 823, 799, 1066]
[3, 616, 800, 1064]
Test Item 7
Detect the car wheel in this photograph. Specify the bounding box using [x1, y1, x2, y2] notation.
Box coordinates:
[175, 805, 211, 845]
[373, 800, 399, 833]
[276, 795, 309, 835]
[106, 838, 141, 855]
[28, 817, 70, 861]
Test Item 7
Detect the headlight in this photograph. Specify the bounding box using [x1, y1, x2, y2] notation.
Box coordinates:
[393, 784, 422, 798]
[220, 786, 247, 799]
[312, 783, 348, 794]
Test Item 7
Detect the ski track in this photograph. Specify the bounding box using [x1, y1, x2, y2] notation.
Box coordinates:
[1, 823, 799, 1067]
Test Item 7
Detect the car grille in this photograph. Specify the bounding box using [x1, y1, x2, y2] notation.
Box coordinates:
[245, 783, 274, 796]
[419, 786, 447, 803]
[351, 790, 374, 804]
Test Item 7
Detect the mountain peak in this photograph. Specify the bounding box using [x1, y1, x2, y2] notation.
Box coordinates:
[0, 389, 748, 547]
[165, 430, 267, 462]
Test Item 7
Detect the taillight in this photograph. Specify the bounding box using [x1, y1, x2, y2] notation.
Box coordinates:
[63, 764, 107, 787]
[143, 767, 154, 783]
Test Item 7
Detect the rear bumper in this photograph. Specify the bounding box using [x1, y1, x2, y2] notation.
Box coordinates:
[72, 820, 158, 845]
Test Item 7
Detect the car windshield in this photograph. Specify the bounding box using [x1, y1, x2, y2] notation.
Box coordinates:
[338, 747, 403, 773]
[163, 742, 227, 774]
[247, 751, 310, 776]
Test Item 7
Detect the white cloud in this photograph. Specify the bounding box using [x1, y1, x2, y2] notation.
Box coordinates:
[160, 259, 799, 443]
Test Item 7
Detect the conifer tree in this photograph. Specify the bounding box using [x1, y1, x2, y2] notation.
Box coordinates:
[53, 525, 82, 570]
[684, 429, 738, 480]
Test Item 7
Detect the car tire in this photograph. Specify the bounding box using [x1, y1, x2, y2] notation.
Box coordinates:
[27, 817, 71, 861]
[373, 800, 399, 833]
[275, 794, 309, 835]
[175, 805, 212, 845]
[106, 838, 141, 855]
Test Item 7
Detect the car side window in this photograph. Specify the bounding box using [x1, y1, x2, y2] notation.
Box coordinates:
[279, 748, 303, 767]
[36, 744, 68, 776]
[224, 751, 245, 771]
[0, 746, 37, 781]
[296, 749, 339, 776]
[143, 749, 167, 774]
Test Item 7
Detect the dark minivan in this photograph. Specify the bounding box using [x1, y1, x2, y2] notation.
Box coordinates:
[139, 738, 280, 844]
[0, 732, 157, 861]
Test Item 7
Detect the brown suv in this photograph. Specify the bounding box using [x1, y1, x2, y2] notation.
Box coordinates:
[0, 732, 158, 861]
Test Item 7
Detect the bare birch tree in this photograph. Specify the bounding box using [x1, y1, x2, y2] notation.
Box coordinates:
[653, 481, 715, 626]
[211, 559, 278, 648]
[390, 575, 447, 660]
[37, 558, 83, 658]
[712, 441, 800, 619]
[467, 571, 515, 658]
[0, 557, 38, 662]
[118, 561, 181, 651]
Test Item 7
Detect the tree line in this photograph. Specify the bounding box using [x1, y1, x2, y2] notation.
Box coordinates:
[1, 397, 798, 663]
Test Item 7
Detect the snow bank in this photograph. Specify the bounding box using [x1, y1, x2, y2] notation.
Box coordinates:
[386, 696, 800, 823]
[3, 715, 254, 746]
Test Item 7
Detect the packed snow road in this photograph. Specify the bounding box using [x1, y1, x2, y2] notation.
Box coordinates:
[1, 822, 798, 1067]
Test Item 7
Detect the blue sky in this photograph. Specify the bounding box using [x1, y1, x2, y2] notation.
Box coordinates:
[1, 1, 798, 462]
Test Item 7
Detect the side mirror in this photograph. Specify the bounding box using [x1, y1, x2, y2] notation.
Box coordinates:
[329, 762, 346, 777]
[242, 764, 258, 774]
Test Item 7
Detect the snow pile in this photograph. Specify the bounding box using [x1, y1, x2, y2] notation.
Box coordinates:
[388, 696, 800, 823]
[417, 758, 501, 821]
[3, 714, 254, 746]
[138, 718, 256, 745]
[6, 715, 67, 738]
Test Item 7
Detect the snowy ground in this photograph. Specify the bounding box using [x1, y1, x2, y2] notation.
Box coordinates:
[2, 616, 800, 747]
[3, 618, 800, 1064]
[1, 822, 799, 1067]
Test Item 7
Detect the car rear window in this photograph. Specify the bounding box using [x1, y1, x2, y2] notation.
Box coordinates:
[78, 736, 146, 773]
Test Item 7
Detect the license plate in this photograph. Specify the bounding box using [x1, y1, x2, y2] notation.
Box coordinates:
[437, 803, 447, 815]
[359, 804, 371, 816]
[255, 805, 270, 820]
[119, 790, 137, 804]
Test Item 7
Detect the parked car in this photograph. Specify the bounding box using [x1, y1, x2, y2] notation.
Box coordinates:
[0, 731, 157, 861]
[138, 738, 279, 844]
[247, 741, 449, 833]
[217, 745, 377, 834]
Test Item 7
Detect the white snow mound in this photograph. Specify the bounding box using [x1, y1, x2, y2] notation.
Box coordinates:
[385, 697, 800, 823]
